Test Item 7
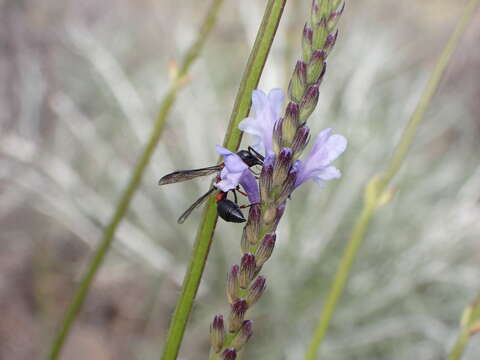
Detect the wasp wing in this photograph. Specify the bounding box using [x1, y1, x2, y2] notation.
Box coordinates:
[177, 187, 217, 224]
[158, 165, 222, 185]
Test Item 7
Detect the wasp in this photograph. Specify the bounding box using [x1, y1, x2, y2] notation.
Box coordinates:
[158, 147, 263, 224]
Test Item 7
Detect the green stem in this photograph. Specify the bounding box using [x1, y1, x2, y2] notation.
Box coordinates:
[160, 1, 287, 359]
[46, 1, 224, 359]
[448, 327, 472, 360]
[448, 294, 480, 360]
[305, 1, 480, 359]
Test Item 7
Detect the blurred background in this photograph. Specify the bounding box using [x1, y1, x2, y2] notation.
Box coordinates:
[1, 0, 480, 359]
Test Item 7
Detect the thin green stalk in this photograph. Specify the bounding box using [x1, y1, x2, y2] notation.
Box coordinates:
[448, 294, 480, 360]
[305, 1, 480, 359]
[160, 1, 287, 359]
[46, 1, 224, 359]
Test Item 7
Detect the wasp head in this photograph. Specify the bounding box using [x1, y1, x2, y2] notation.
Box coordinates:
[236, 150, 263, 167]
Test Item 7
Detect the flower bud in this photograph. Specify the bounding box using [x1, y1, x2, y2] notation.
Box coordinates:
[222, 348, 237, 360]
[302, 23, 313, 63]
[210, 315, 225, 353]
[232, 320, 253, 350]
[311, 1, 322, 25]
[327, 2, 345, 33]
[277, 167, 297, 203]
[272, 202, 286, 231]
[299, 85, 319, 123]
[282, 102, 300, 145]
[292, 126, 310, 159]
[259, 155, 274, 201]
[245, 204, 261, 246]
[312, 19, 328, 51]
[246, 276, 267, 306]
[307, 50, 326, 84]
[239, 253, 256, 289]
[324, 30, 338, 54]
[255, 233, 276, 266]
[229, 299, 248, 332]
[227, 264, 240, 304]
[272, 118, 283, 154]
[273, 148, 293, 186]
[241, 228, 250, 254]
[262, 206, 277, 225]
[288, 61, 306, 103]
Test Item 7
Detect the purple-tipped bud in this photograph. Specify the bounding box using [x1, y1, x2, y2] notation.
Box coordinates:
[277, 167, 298, 203]
[299, 85, 320, 122]
[281, 103, 300, 146]
[246, 276, 267, 306]
[227, 264, 240, 304]
[311, 0, 323, 24]
[288, 61, 306, 103]
[245, 204, 261, 246]
[324, 30, 338, 53]
[302, 23, 313, 62]
[292, 126, 311, 158]
[222, 348, 237, 360]
[228, 299, 248, 332]
[210, 315, 225, 353]
[255, 233, 276, 266]
[232, 320, 253, 350]
[327, 2, 345, 32]
[241, 228, 250, 254]
[307, 50, 326, 84]
[272, 202, 286, 231]
[263, 206, 277, 225]
[312, 18, 328, 50]
[273, 148, 293, 186]
[272, 118, 283, 154]
[259, 155, 274, 202]
[239, 253, 256, 289]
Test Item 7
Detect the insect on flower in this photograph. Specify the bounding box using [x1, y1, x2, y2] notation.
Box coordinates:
[158, 147, 263, 224]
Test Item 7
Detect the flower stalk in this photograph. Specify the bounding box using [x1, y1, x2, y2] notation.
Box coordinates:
[305, 1, 480, 359]
[448, 293, 480, 360]
[47, 1, 225, 359]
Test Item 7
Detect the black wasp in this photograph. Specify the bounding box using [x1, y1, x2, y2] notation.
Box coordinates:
[158, 147, 263, 224]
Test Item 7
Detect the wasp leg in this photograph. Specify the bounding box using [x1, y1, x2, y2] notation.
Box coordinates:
[235, 187, 248, 197]
[232, 188, 239, 204]
[239, 202, 261, 209]
[248, 146, 264, 162]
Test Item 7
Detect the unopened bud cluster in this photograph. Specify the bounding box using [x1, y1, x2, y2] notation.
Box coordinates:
[210, 1, 344, 357]
[274, 0, 344, 156]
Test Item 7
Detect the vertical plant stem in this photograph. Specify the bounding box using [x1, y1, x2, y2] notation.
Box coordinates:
[448, 294, 480, 360]
[305, 1, 480, 359]
[160, 1, 287, 359]
[46, 1, 225, 359]
[449, 327, 472, 360]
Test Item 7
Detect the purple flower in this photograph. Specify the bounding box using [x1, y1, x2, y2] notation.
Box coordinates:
[215, 146, 260, 203]
[294, 128, 347, 188]
[239, 88, 285, 156]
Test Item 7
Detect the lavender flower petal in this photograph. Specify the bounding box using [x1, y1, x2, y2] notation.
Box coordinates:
[239, 89, 285, 155]
[294, 128, 347, 187]
[239, 171, 260, 203]
[215, 146, 260, 202]
[214, 145, 248, 192]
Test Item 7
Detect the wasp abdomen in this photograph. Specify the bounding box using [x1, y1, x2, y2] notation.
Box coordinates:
[217, 198, 246, 223]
